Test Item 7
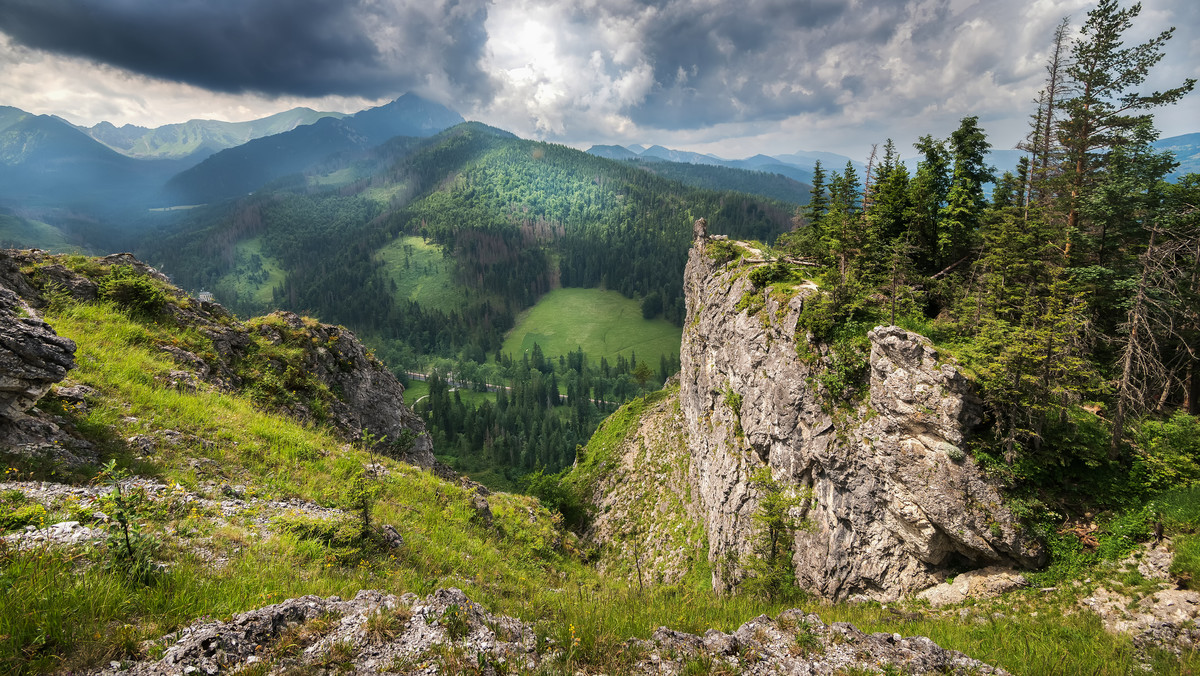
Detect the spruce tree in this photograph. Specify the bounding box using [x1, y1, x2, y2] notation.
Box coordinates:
[1059, 0, 1195, 261]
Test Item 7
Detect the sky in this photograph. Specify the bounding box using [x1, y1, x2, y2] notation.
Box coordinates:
[1, 0, 1197, 163]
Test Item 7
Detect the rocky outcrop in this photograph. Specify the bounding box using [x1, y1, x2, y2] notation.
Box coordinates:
[92, 587, 1007, 675]
[678, 235, 1043, 601]
[248, 312, 434, 466]
[0, 249, 433, 470]
[0, 284, 76, 420]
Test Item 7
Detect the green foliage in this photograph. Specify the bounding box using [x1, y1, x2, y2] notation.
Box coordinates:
[1130, 412, 1200, 493]
[739, 467, 812, 601]
[1149, 485, 1200, 532]
[437, 603, 470, 641]
[0, 490, 45, 532]
[734, 288, 766, 316]
[747, 260, 793, 288]
[524, 467, 588, 531]
[95, 460, 161, 584]
[1171, 534, 1200, 588]
[704, 239, 745, 264]
[98, 266, 167, 317]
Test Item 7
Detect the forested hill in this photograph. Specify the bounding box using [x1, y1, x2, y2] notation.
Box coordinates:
[620, 157, 812, 205]
[142, 122, 794, 361]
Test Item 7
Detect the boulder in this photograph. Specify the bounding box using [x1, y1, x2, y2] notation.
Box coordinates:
[0, 284, 75, 420]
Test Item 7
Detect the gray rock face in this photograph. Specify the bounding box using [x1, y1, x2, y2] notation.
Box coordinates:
[679, 240, 1043, 600]
[249, 312, 434, 467]
[0, 284, 75, 420]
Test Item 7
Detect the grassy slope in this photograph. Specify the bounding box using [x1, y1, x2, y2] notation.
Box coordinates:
[1, 259, 1196, 674]
[0, 213, 75, 251]
[501, 287, 682, 365]
[375, 235, 465, 313]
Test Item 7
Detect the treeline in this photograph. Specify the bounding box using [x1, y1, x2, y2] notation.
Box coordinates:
[625, 158, 813, 205]
[780, 0, 1197, 505]
[416, 344, 681, 482]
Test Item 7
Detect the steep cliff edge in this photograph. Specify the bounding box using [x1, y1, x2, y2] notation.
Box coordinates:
[672, 234, 1043, 600]
[571, 387, 707, 587]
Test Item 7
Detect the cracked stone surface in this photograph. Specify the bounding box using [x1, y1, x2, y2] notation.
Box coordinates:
[90, 588, 1006, 675]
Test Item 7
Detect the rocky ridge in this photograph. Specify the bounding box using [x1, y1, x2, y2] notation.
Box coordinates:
[578, 388, 707, 586]
[674, 231, 1043, 600]
[91, 587, 1007, 675]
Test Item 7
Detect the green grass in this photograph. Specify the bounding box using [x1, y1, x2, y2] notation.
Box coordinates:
[502, 287, 682, 365]
[4, 272, 1199, 675]
[376, 236, 465, 313]
[210, 237, 287, 309]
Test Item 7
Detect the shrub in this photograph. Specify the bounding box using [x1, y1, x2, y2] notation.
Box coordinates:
[524, 468, 588, 531]
[1131, 412, 1200, 494]
[740, 467, 812, 600]
[98, 266, 166, 317]
[705, 240, 742, 264]
[748, 261, 792, 288]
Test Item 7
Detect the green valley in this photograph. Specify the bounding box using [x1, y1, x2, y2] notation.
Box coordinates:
[502, 287, 682, 366]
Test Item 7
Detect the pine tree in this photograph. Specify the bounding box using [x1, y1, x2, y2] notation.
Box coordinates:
[939, 116, 994, 267]
[1059, 0, 1195, 262]
[906, 135, 951, 273]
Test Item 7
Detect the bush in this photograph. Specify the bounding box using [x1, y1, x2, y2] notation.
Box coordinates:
[748, 261, 792, 288]
[524, 468, 588, 531]
[1131, 412, 1200, 494]
[98, 266, 166, 317]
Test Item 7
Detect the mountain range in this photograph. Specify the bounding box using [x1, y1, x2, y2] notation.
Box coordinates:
[79, 106, 345, 164]
[588, 136, 1200, 188]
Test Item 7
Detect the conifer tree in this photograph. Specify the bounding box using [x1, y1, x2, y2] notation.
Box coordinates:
[906, 135, 951, 272]
[939, 116, 994, 267]
[1059, 0, 1195, 261]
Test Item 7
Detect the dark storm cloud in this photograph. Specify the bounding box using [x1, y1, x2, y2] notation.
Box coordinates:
[556, 0, 956, 130]
[0, 0, 492, 99]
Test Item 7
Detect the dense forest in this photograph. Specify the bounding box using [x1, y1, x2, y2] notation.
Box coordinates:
[144, 124, 793, 360]
[773, 0, 1197, 511]
[416, 344, 680, 486]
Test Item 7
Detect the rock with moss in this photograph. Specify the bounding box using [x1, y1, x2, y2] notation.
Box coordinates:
[677, 239, 1043, 601]
[0, 249, 434, 469]
[93, 587, 1007, 675]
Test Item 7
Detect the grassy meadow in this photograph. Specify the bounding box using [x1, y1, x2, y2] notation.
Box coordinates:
[501, 287, 682, 365]
[376, 235, 465, 313]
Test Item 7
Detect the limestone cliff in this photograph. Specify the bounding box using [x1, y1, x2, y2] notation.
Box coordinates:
[677, 235, 1043, 600]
